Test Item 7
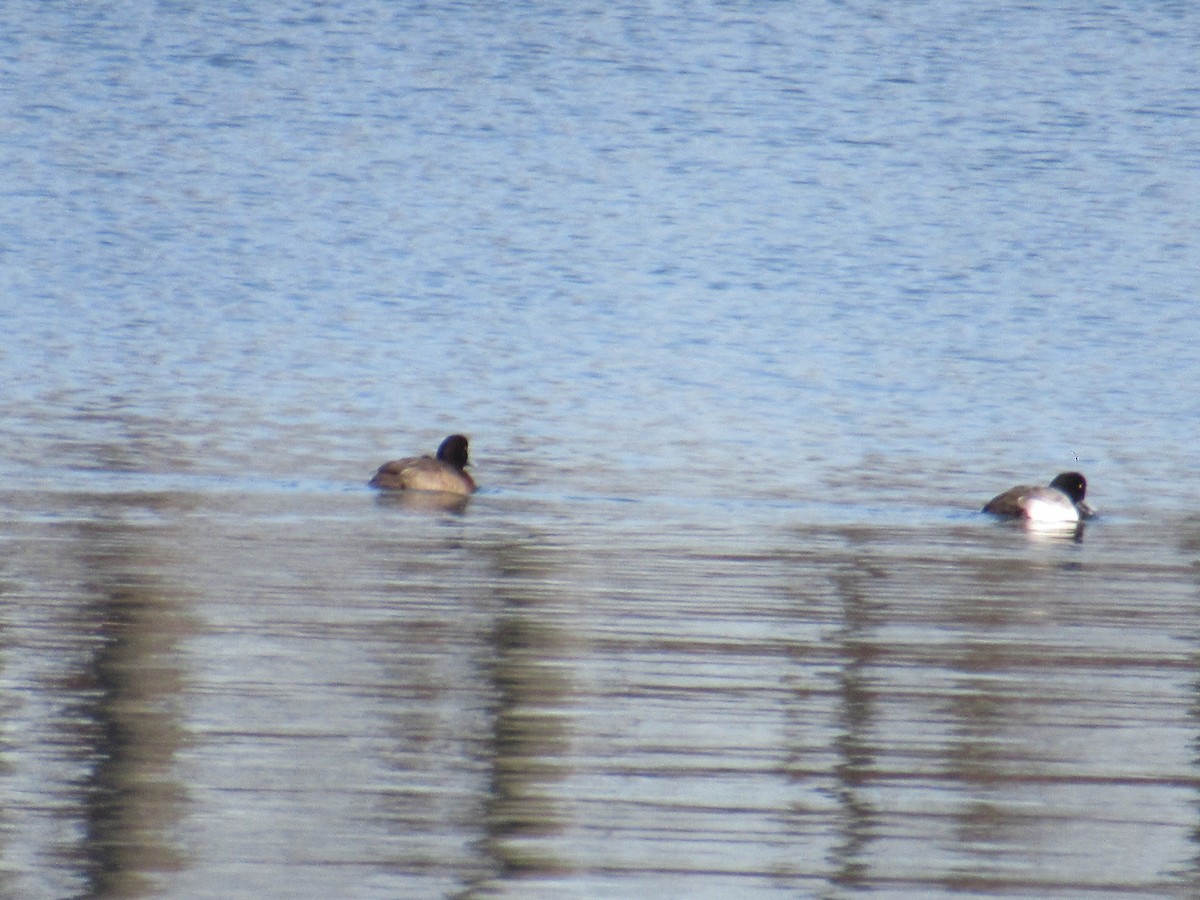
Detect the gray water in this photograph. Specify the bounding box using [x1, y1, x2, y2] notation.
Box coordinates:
[3, 2, 1200, 897]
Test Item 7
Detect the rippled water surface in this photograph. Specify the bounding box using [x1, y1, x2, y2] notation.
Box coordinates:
[3, 2, 1200, 897]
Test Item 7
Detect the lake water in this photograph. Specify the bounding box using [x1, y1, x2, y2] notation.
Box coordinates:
[3, 1, 1200, 897]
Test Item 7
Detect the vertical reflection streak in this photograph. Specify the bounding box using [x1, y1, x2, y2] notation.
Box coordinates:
[477, 535, 575, 884]
[826, 547, 885, 890]
[58, 502, 191, 898]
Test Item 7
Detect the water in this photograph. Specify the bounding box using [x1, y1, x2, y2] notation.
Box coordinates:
[2, 1, 1200, 897]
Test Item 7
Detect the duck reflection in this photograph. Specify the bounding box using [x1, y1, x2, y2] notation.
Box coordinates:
[373, 488, 471, 515]
[1018, 519, 1086, 544]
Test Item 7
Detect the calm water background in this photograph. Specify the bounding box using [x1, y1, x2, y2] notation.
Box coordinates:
[3, 1, 1200, 897]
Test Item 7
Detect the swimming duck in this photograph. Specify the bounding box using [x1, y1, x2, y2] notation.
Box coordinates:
[982, 471, 1093, 523]
[369, 434, 476, 495]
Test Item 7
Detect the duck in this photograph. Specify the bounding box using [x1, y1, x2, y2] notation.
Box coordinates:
[369, 434, 476, 495]
[982, 471, 1093, 523]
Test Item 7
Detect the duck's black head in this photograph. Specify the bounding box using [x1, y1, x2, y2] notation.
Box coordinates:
[1049, 471, 1087, 503]
[437, 434, 471, 469]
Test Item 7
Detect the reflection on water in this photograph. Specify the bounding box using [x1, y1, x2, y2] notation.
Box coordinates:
[827, 540, 884, 892]
[73, 514, 190, 899]
[3, 487, 1200, 897]
[482, 542, 576, 881]
[373, 490, 472, 516]
[3, 0, 1200, 896]
[996, 517, 1087, 544]
[0, 494, 192, 899]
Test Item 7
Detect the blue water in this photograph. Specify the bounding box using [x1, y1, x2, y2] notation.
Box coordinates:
[3, 2, 1200, 898]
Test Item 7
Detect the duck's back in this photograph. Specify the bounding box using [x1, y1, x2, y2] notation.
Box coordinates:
[982, 484, 1036, 517]
[369, 455, 476, 494]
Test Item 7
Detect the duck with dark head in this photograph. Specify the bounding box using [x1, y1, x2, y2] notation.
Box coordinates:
[982, 471, 1093, 524]
[370, 434, 476, 495]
